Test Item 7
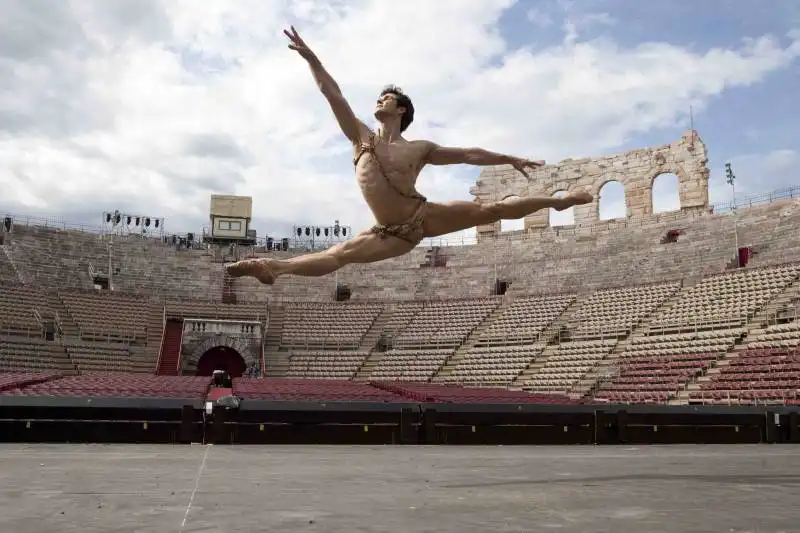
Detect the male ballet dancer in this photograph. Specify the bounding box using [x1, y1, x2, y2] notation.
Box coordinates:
[226, 27, 593, 285]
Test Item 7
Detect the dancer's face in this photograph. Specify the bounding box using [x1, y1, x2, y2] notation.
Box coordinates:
[374, 93, 405, 123]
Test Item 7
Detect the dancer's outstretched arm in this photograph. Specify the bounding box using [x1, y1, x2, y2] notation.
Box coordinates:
[284, 26, 368, 144]
[424, 142, 545, 178]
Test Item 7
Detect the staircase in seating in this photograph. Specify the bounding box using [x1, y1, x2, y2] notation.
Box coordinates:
[222, 272, 237, 304]
[510, 296, 584, 390]
[676, 272, 800, 403]
[358, 304, 391, 351]
[575, 280, 697, 399]
[433, 295, 515, 383]
[0, 244, 23, 283]
[156, 318, 184, 375]
[262, 306, 288, 377]
[145, 303, 165, 371]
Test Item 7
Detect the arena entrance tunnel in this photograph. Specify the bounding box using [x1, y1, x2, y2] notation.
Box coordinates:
[196, 346, 246, 378]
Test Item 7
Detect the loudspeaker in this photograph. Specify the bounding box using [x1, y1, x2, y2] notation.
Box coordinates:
[281, 238, 289, 251]
[2, 217, 11, 232]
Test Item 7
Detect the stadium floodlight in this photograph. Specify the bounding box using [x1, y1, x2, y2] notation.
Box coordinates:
[725, 162, 736, 189]
[725, 162, 740, 266]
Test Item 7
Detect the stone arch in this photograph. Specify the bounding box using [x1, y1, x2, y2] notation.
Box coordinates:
[597, 180, 627, 221]
[651, 172, 681, 213]
[549, 190, 574, 227]
[184, 334, 257, 375]
[196, 347, 247, 377]
[472, 130, 709, 239]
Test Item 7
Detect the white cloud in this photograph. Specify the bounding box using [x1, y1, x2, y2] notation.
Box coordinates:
[526, 7, 554, 28]
[0, 0, 797, 244]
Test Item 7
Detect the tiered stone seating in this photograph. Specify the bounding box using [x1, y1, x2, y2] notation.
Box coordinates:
[165, 300, 268, 319]
[0, 284, 49, 335]
[690, 320, 800, 404]
[232, 377, 407, 402]
[438, 343, 547, 387]
[0, 336, 73, 372]
[648, 264, 800, 332]
[63, 341, 152, 373]
[732, 199, 800, 267]
[1, 193, 800, 405]
[280, 302, 383, 349]
[569, 282, 682, 339]
[7, 226, 103, 290]
[369, 348, 455, 382]
[60, 291, 151, 342]
[1, 373, 211, 398]
[381, 301, 424, 342]
[0, 248, 19, 282]
[478, 294, 575, 344]
[392, 298, 499, 349]
[595, 328, 744, 403]
[285, 350, 369, 380]
[526, 339, 618, 393]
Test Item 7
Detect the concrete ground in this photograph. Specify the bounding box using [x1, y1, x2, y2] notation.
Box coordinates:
[0, 444, 798, 533]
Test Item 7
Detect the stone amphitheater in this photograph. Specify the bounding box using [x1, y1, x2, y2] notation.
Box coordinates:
[1, 130, 799, 405]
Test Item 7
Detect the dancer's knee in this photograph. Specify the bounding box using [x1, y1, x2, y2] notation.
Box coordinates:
[482, 202, 507, 222]
[327, 245, 351, 267]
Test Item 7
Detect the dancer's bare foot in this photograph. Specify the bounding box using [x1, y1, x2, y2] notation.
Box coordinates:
[554, 190, 594, 211]
[225, 258, 278, 285]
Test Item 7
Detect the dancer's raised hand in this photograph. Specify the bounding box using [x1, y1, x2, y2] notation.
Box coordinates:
[511, 158, 546, 178]
[284, 26, 318, 63]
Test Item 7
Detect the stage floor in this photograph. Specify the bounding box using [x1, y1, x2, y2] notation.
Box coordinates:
[0, 444, 798, 533]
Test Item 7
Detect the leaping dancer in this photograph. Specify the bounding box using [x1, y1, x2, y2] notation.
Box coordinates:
[227, 27, 593, 285]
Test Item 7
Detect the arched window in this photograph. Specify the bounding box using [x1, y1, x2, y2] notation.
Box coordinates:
[598, 181, 626, 220]
[652, 173, 681, 213]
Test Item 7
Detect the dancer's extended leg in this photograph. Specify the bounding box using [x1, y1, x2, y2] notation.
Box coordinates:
[422, 190, 593, 238]
[226, 230, 416, 284]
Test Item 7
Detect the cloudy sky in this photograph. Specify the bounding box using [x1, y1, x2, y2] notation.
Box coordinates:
[1, 0, 798, 242]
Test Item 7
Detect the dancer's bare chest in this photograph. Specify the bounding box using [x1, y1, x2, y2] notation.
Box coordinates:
[355, 141, 425, 194]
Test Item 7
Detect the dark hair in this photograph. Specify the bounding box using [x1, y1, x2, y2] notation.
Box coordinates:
[380, 85, 414, 132]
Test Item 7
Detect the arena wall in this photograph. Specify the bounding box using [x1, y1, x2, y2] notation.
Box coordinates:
[470, 130, 709, 237]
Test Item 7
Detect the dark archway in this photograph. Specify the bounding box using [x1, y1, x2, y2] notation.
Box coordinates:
[196, 346, 247, 378]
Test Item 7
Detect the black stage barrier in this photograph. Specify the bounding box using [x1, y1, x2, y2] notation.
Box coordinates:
[0, 396, 204, 444]
[0, 395, 798, 445]
[209, 401, 422, 445]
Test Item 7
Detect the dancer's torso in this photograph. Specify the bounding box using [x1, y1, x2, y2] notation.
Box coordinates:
[353, 135, 429, 226]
